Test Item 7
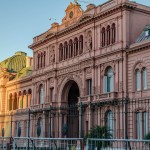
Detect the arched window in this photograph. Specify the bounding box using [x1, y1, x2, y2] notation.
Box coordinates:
[136, 69, 141, 91]
[112, 23, 116, 44]
[8, 93, 12, 111]
[18, 91, 22, 109]
[104, 67, 114, 93]
[37, 117, 42, 137]
[107, 25, 111, 45]
[13, 93, 17, 110]
[37, 54, 40, 69]
[28, 89, 32, 107]
[41, 53, 43, 68]
[102, 27, 106, 47]
[105, 110, 114, 137]
[74, 37, 78, 56]
[39, 84, 44, 104]
[142, 68, 147, 90]
[69, 40, 73, 58]
[79, 35, 83, 54]
[64, 42, 68, 60]
[59, 43, 63, 61]
[43, 51, 46, 67]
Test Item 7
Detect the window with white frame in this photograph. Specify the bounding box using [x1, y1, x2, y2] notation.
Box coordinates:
[142, 68, 147, 90]
[39, 84, 44, 104]
[16, 122, 21, 137]
[104, 67, 114, 93]
[106, 110, 114, 138]
[136, 69, 141, 91]
[135, 68, 148, 91]
[87, 79, 92, 96]
[136, 111, 148, 139]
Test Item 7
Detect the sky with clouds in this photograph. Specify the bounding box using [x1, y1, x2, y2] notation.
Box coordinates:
[0, 0, 150, 61]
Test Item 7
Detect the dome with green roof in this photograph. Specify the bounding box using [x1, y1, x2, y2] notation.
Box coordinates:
[0, 51, 32, 80]
[0, 51, 27, 73]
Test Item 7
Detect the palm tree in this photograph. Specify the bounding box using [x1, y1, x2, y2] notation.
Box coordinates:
[84, 126, 112, 150]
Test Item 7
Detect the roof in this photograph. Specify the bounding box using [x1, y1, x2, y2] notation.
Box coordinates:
[136, 24, 150, 43]
[0, 51, 32, 80]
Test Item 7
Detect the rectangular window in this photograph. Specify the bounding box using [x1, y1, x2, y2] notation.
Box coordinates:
[87, 79, 92, 96]
[144, 112, 148, 137]
[136, 112, 148, 139]
[137, 112, 142, 139]
[50, 88, 54, 102]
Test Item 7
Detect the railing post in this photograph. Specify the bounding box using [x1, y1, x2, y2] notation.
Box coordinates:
[79, 102, 83, 150]
[79, 102, 83, 138]
[49, 106, 52, 138]
[28, 108, 30, 150]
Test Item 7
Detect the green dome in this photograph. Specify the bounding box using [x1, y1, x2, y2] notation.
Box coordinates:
[0, 51, 27, 73]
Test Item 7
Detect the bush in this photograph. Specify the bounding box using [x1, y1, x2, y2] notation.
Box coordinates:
[84, 126, 112, 150]
[144, 132, 150, 148]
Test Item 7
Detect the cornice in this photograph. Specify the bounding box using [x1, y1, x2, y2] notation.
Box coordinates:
[127, 42, 150, 54]
[6, 76, 32, 87]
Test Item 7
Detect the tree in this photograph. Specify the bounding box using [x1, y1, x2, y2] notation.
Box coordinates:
[144, 133, 150, 148]
[84, 126, 112, 150]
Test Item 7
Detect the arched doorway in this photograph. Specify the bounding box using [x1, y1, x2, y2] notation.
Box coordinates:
[61, 80, 80, 138]
[67, 81, 79, 138]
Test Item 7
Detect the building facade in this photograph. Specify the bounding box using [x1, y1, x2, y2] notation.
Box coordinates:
[0, 0, 150, 139]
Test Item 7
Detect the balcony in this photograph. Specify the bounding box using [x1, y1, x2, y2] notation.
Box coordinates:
[79, 92, 118, 103]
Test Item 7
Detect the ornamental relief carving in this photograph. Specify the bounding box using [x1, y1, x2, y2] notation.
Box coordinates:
[101, 62, 116, 75]
[81, 59, 93, 69]
[57, 72, 82, 92]
[49, 47, 55, 64]
[50, 78, 54, 84]
[57, 64, 80, 76]
[86, 67, 92, 74]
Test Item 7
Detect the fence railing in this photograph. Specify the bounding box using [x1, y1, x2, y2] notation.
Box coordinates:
[86, 138, 150, 150]
[13, 137, 83, 150]
[0, 137, 10, 150]
[1, 137, 150, 150]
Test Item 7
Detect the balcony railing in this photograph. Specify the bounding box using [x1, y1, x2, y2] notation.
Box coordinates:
[79, 92, 118, 102]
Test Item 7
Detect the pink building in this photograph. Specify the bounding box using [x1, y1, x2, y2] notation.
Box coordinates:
[0, 0, 150, 140]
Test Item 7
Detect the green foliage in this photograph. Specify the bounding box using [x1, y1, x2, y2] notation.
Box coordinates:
[144, 132, 150, 147]
[84, 126, 112, 150]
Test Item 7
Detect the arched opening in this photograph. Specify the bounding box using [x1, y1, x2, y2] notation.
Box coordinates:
[59, 43, 63, 61]
[61, 80, 80, 138]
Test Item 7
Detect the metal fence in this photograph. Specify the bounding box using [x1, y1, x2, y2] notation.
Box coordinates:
[2, 137, 150, 150]
[1, 98, 150, 149]
[86, 138, 150, 150]
[0, 137, 11, 150]
[13, 137, 83, 150]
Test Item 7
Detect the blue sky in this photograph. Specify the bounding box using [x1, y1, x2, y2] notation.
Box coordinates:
[0, 0, 150, 62]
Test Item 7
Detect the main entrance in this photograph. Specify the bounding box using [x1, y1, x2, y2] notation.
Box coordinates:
[61, 80, 80, 138]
